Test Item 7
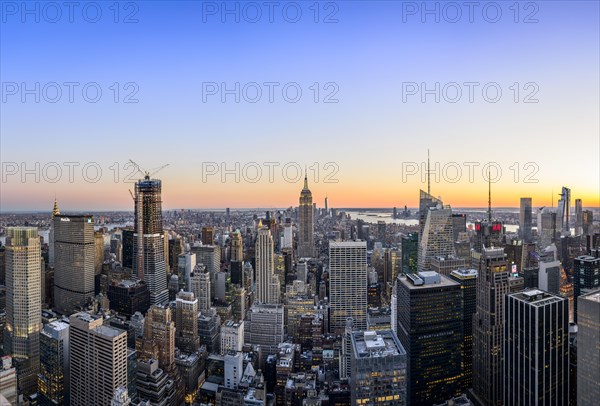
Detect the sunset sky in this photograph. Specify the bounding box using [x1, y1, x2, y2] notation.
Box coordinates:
[1, 1, 598, 211]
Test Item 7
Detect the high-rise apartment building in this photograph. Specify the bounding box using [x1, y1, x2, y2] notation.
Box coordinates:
[472, 247, 510, 406]
[504, 289, 569, 405]
[221, 320, 244, 355]
[298, 175, 314, 258]
[396, 271, 463, 404]
[350, 330, 407, 405]
[4, 227, 42, 397]
[69, 312, 128, 406]
[53, 214, 95, 315]
[329, 241, 368, 334]
[132, 176, 169, 305]
[577, 289, 600, 405]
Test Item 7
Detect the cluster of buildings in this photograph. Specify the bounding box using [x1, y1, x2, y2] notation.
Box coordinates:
[0, 173, 598, 405]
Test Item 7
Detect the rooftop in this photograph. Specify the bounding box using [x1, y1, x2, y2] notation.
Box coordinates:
[399, 272, 458, 289]
[580, 289, 600, 303]
[511, 289, 565, 306]
[351, 330, 406, 359]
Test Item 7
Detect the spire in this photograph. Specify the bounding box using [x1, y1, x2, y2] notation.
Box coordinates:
[52, 197, 60, 217]
[427, 149, 431, 195]
[487, 167, 492, 222]
[303, 166, 309, 190]
[258, 218, 263, 228]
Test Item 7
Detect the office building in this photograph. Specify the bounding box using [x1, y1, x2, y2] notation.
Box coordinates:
[244, 304, 285, 358]
[539, 244, 562, 294]
[449, 269, 478, 390]
[519, 197, 533, 242]
[190, 266, 211, 312]
[504, 290, 569, 405]
[136, 358, 176, 405]
[138, 305, 175, 376]
[350, 330, 407, 405]
[221, 320, 244, 355]
[38, 320, 70, 406]
[48, 198, 60, 268]
[396, 272, 463, 404]
[107, 279, 151, 318]
[230, 230, 243, 262]
[69, 312, 128, 406]
[577, 289, 600, 405]
[573, 254, 600, 321]
[401, 233, 418, 274]
[4, 227, 42, 397]
[329, 241, 368, 334]
[177, 253, 196, 292]
[175, 291, 199, 354]
[168, 236, 184, 274]
[298, 174, 315, 258]
[255, 227, 277, 304]
[557, 187, 571, 235]
[575, 199, 583, 236]
[472, 247, 510, 406]
[0, 356, 17, 406]
[198, 309, 220, 354]
[53, 215, 95, 315]
[201, 226, 214, 245]
[224, 351, 244, 390]
[418, 201, 455, 272]
[132, 176, 169, 305]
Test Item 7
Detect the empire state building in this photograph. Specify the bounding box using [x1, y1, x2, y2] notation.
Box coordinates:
[298, 174, 314, 258]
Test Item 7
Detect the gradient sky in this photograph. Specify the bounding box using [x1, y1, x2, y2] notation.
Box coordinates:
[1, 1, 599, 211]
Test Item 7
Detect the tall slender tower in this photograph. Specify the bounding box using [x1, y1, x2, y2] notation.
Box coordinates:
[519, 197, 532, 242]
[175, 291, 199, 354]
[133, 176, 169, 305]
[472, 247, 510, 406]
[3, 227, 42, 397]
[298, 174, 314, 258]
[230, 230, 243, 262]
[557, 186, 571, 235]
[48, 198, 60, 268]
[53, 214, 95, 315]
[255, 227, 276, 304]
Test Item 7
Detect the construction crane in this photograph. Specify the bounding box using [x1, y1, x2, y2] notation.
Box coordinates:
[128, 159, 170, 180]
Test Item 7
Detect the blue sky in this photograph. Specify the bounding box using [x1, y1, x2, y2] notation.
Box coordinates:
[1, 1, 599, 210]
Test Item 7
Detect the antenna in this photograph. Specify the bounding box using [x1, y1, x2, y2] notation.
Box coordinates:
[487, 166, 492, 222]
[427, 149, 431, 195]
[552, 189, 554, 208]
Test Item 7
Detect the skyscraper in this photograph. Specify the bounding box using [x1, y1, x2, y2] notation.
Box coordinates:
[396, 271, 463, 404]
[48, 198, 60, 268]
[449, 268, 478, 390]
[557, 186, 571, 235]
[329, 241, 368, 334]
[298, 174, 314, 258]
[132, 176, 169, 305]
[38, 320, 70, 406]
[504, 289, 569, 405]
[4, 227, 42, 397]
[539, 208, 558, 248]
[577, 289, 600, 405]
[472, 247, 510, 406]
[418, 201, 455, 271]
[53, 214, 95, 315]
[255, 227, 277, 304]
[138, 305, 175, 373]
[350, 330, 407, 405]
[575, 199, 583, 236]
[190, 265, 211, 312]
[230, 230, 243, 262]
[69, 312, 128, 406]
[201, 226, 214, 245]
[573, 254, 600, 322]
[175, 291, 199, 354]
[0, 356, 17, 405]
[519, 197, 533, 242]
